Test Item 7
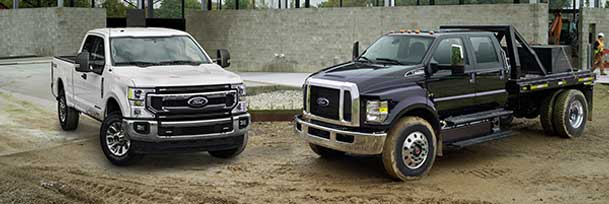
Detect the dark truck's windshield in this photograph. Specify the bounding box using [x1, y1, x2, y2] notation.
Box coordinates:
[359, 35, 434, 66]
[110, 36, 210, 67]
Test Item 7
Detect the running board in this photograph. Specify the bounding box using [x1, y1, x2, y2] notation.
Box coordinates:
[447, 130, 514, 148]
[444, 109, 513, 126]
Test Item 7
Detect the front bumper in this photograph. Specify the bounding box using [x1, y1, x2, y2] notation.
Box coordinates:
[123, 113, 250, 152]
[294, 115, 386, 155]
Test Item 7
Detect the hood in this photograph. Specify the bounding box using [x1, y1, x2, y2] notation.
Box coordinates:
[312, 62, 425, 94]
[110, 63, 243, 87]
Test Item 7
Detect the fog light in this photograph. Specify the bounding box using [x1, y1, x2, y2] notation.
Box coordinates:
[239, 117, 249, 129]
[133, 122, 149, 134]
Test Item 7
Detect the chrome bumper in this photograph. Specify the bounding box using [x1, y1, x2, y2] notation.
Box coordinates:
[124, 113, 250, 142]
[294, 115, 386, 155]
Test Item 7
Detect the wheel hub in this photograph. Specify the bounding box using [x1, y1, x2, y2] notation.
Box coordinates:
[59, 98, 66, 122]
[568, 100, 584, 129]
[106, 122, 130, 157]
[402, 131, 429, 169]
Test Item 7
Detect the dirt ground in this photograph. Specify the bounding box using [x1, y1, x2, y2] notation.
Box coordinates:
[1, 86, 609, 204]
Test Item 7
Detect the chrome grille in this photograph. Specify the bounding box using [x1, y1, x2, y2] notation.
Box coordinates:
[147, 90, 237, 116]
[304, 78, 360, 127]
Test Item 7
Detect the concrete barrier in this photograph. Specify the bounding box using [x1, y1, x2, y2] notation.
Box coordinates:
[0, 8, 106, 58]
[187, 4, 549, 72]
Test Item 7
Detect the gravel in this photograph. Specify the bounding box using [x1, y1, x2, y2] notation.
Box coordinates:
[248, 90, 302, 110]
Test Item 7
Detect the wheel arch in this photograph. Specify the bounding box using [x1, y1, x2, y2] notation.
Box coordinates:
[104, 97, 123, 117]
[392, 104, 443, 156]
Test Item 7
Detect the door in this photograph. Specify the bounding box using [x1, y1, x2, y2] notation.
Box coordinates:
[467, 35, 508, 112]
[74, 35, 105, 119]
[426, 37, 477, 118]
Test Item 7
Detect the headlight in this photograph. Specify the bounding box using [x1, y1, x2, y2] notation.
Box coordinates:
[127, 87, 154, 118]
[366, 100, 388, 123]
[231, 83, 248, 113]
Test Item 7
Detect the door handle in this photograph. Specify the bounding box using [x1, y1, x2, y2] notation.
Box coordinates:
[81, 73, 87, 80]
[469, 72, 476, 84]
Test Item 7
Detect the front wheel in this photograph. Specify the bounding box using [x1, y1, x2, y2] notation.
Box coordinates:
[552, 90, 588, 138]
[382, 116, 437, 181]
[209, 134, 248, 159]
[100, 112, 142, 166]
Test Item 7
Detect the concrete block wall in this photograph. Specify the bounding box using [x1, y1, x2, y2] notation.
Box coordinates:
[578, 8, 609, 70]
[187, 4, 549, 72]
[0, 8, 106, 58]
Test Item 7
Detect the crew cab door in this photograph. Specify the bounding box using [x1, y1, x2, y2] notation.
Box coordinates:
[466, 35, 508, 111]
[426, 37, 478, 118]
[74, 34, 105, 119]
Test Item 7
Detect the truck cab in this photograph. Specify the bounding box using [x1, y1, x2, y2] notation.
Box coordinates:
[51, 28, 250, 165]
[294, 25, 594, 181]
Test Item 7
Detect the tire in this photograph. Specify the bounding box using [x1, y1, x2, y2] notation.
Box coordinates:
[57, 89, 79, 131]
[308, 143, 346, 158]
[552, 90, 588, 138]
[382, 116, 437, 181]
[100, 112, 142, 166]
[209, 134, 248, 159]
[540, 90, 563, 136]
[500, 114, 514, 127]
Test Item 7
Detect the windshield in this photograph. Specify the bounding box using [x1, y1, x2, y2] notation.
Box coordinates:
[360, 35, 433, 65]
[110, 36, 210, 67]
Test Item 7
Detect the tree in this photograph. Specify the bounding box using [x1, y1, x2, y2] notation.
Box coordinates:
[102, 0, 129, 17]
[155, 0, 201, 18]
[223, 0, 250, 9]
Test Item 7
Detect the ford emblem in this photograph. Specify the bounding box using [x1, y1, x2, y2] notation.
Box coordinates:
[316, 97, 330, 107]
[187, 96, 208, 108]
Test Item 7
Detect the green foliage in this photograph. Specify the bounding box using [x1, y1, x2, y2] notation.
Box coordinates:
[102, 0, 130, 17]
[223, 0, 251, 9]
[155, 0, 201, 18]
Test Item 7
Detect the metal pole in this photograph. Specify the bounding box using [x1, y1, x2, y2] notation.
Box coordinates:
[58, 0, 63, 7]
[147, 0, 154, 18]
[339, 0, 342, 7]
[305, 0, 309, 7]
[278, 0, 281, 8]
[137, 0, 143, 9]
[91, 0, 95, 8]
[182, 0, 185, 18]
[295, 0, 299, 8]
[236, 0, 239, 9]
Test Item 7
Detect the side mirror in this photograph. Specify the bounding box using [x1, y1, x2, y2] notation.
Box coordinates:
[75, 51, 91, 72]
[352, 41, 359, 62]
[450, 44, 464, 66]
[216, 49, 231, 68]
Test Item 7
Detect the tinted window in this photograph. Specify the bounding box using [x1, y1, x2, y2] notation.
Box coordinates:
[471, 36, 499, 64]
[432, 38, 467, 65]
[82, 35, 104, 61]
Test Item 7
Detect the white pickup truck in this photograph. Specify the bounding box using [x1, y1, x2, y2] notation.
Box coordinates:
[51, 28, 250, 165]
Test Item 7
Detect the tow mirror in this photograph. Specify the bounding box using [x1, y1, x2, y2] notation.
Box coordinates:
[352, 41, 359, 62]
[216, 49, 231, 68]
[75, 51, 91, 72]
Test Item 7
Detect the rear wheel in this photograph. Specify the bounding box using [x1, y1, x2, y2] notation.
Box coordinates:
[308, 143, 346, 158]
[552, 90, 588, 138]
[100, 112, 142, 166]
[382, 116, 437, 181]
[57, 89, 79, 131]
[540, 90, 563, 136]
[209, 134, 248, 159]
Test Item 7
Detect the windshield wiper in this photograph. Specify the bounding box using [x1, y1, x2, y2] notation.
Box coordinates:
[114, 61, 161, 67]
[159, 60, 202, 66]
[375, 58, 404, 65]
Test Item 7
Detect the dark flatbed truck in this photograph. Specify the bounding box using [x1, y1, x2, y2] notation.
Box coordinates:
[294, 25, 595, 181]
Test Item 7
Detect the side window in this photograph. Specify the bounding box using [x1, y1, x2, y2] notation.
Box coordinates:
[432, 38, 467, 65]
[90, 36, 105, 61]
[82, 36, 97, 54]
[470, 36, 499, 64]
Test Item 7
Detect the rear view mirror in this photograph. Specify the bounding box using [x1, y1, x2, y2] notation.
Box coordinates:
[352, 41, 359, 62]
[75, 52, 91, 72]
[216, 49, 231, 68]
